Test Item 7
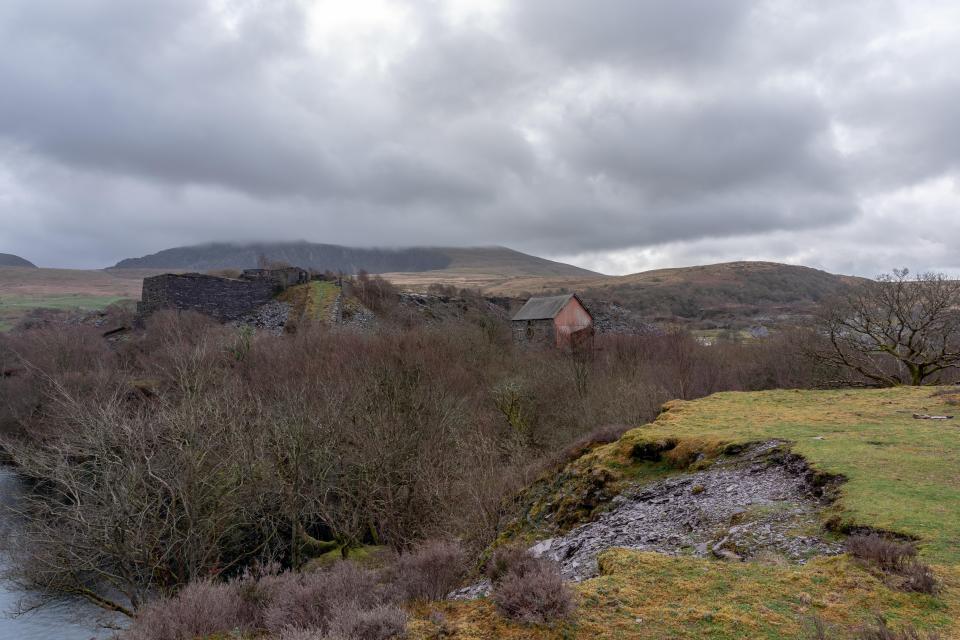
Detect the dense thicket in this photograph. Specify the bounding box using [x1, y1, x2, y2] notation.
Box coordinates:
[0, 311, 821, 614]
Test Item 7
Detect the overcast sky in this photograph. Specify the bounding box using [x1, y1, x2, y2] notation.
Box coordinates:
[0, 0, 958, 274]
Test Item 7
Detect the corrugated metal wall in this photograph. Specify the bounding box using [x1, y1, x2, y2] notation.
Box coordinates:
[552, 297, 593, 347]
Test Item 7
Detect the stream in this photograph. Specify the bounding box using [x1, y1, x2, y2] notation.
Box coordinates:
[0, 468, 116, 639]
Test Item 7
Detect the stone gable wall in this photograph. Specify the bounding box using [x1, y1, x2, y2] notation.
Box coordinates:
[512, 318, 555, 346]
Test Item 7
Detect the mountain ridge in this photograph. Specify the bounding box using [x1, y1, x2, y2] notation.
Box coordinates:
[112, 242, 600, 278]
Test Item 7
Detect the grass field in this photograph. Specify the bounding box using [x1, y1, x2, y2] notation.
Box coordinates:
[412, 387, 960, 639]
[0, 294, 130, 330]
[0, 267, 148, 330]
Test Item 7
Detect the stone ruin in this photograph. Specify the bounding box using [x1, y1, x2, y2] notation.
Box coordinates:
[138, 267, 310, 322]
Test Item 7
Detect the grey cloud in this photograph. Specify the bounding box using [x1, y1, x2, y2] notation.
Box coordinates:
[551, 90, 845, 197]
[510, 0, 753, 71]
[0, 0, 956, 273]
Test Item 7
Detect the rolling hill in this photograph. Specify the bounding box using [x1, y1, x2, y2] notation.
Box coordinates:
[386, 260, 858, 328]
[3, 244, 857, 332]
[0, 253, 36, 268]
[113, 243, 599, 278]
[577, 261, 859, 327]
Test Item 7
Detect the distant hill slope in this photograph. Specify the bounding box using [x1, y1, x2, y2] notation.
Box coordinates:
[386, 260, 858, 328]
[434, 247, 598, 277]
[113, 243, 599, 278]
[0, 253, 37, 268]
[579, 261, 858, 326]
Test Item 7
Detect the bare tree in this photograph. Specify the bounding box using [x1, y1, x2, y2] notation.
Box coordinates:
[812, 269, 960, 386]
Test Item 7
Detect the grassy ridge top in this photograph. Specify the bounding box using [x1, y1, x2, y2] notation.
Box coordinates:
[619, 388, 960, 563]
[414, 387, 960, 639]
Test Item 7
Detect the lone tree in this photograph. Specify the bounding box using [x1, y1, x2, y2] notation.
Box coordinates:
[813, 269, 960, 386]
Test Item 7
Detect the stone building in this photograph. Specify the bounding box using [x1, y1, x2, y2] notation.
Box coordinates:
[138, 267, 309, 322]
[511, 293, 594, 349]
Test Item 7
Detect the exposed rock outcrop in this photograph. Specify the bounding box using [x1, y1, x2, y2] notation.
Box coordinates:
[530, 441, 843, 580]
[454, 442, 844, 597]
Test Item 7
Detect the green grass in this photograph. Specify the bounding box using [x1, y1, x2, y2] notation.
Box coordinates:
[304, 281, 340, 321]
[276, 281, 341, 324]
[415, 552, 959, 639]
[0, 294, 130, 330]
[413, 387, 960, 639]
[624, 388, 960, 563]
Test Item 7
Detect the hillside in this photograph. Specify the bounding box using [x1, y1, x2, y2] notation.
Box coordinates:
[387, 260, 857, 329]
[1, 257, 856, 333]
[417, 387, 960, 639]
[578, 261, 858, 327]
[113, 243, 598, 278]
[0, 253, 36, 268]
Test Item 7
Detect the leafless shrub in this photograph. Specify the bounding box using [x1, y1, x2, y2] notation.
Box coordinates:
[349, 271, 399, 313]
[388, 539, 468, 601]
[275, 629, 325, 640]
[900, 560, 938, 594]
[260, 572, 334, 633]
[805, 615, 835, 640]
[486, 545, 542, 585]
[846, 535, 938, 594]
[552, 424, 630, 466]
[328, 604, 408, 640]
[857, 616, 942, 640]
[491, 559, 575, 624]
[261, 562, 384, 633]
[846, 535, 917, 572]
[121, 580, 254, 640]
[806, 615, 942, 640]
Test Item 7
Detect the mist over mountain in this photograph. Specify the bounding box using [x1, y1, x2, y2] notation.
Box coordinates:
[112, 242, 599, 278]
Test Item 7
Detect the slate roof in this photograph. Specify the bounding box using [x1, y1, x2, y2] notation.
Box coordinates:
[512, 293, 581, 321]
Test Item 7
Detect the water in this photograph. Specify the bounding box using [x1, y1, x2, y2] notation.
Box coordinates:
[0, 468, 116, 639]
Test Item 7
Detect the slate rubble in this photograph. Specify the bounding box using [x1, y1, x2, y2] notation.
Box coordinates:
[453, 441, 842, 597]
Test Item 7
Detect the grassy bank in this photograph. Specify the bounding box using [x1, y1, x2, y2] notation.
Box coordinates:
[415, 387, 960, 639]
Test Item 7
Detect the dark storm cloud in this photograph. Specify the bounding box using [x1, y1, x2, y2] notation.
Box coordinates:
[0, 0, 957, 273]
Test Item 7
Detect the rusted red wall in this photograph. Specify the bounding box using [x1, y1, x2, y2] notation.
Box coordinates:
[552, 297, 593, 347]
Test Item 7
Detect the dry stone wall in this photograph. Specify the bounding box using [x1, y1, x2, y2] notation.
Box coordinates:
[138, 273, 278, 322]
[512, 318, 555, 346]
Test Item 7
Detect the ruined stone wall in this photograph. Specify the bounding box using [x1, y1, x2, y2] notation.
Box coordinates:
[240, 267, 309, 288]
[512, 318, 555, 346]
[138, 273, 278, 322]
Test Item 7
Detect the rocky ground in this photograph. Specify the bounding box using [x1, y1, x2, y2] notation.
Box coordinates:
[398, 292, 511, 323]
[531, 441, 843, 580]
[453, 441, 843, 598]
[587, 300, 661, 336]
[234, 300, 291, 334]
